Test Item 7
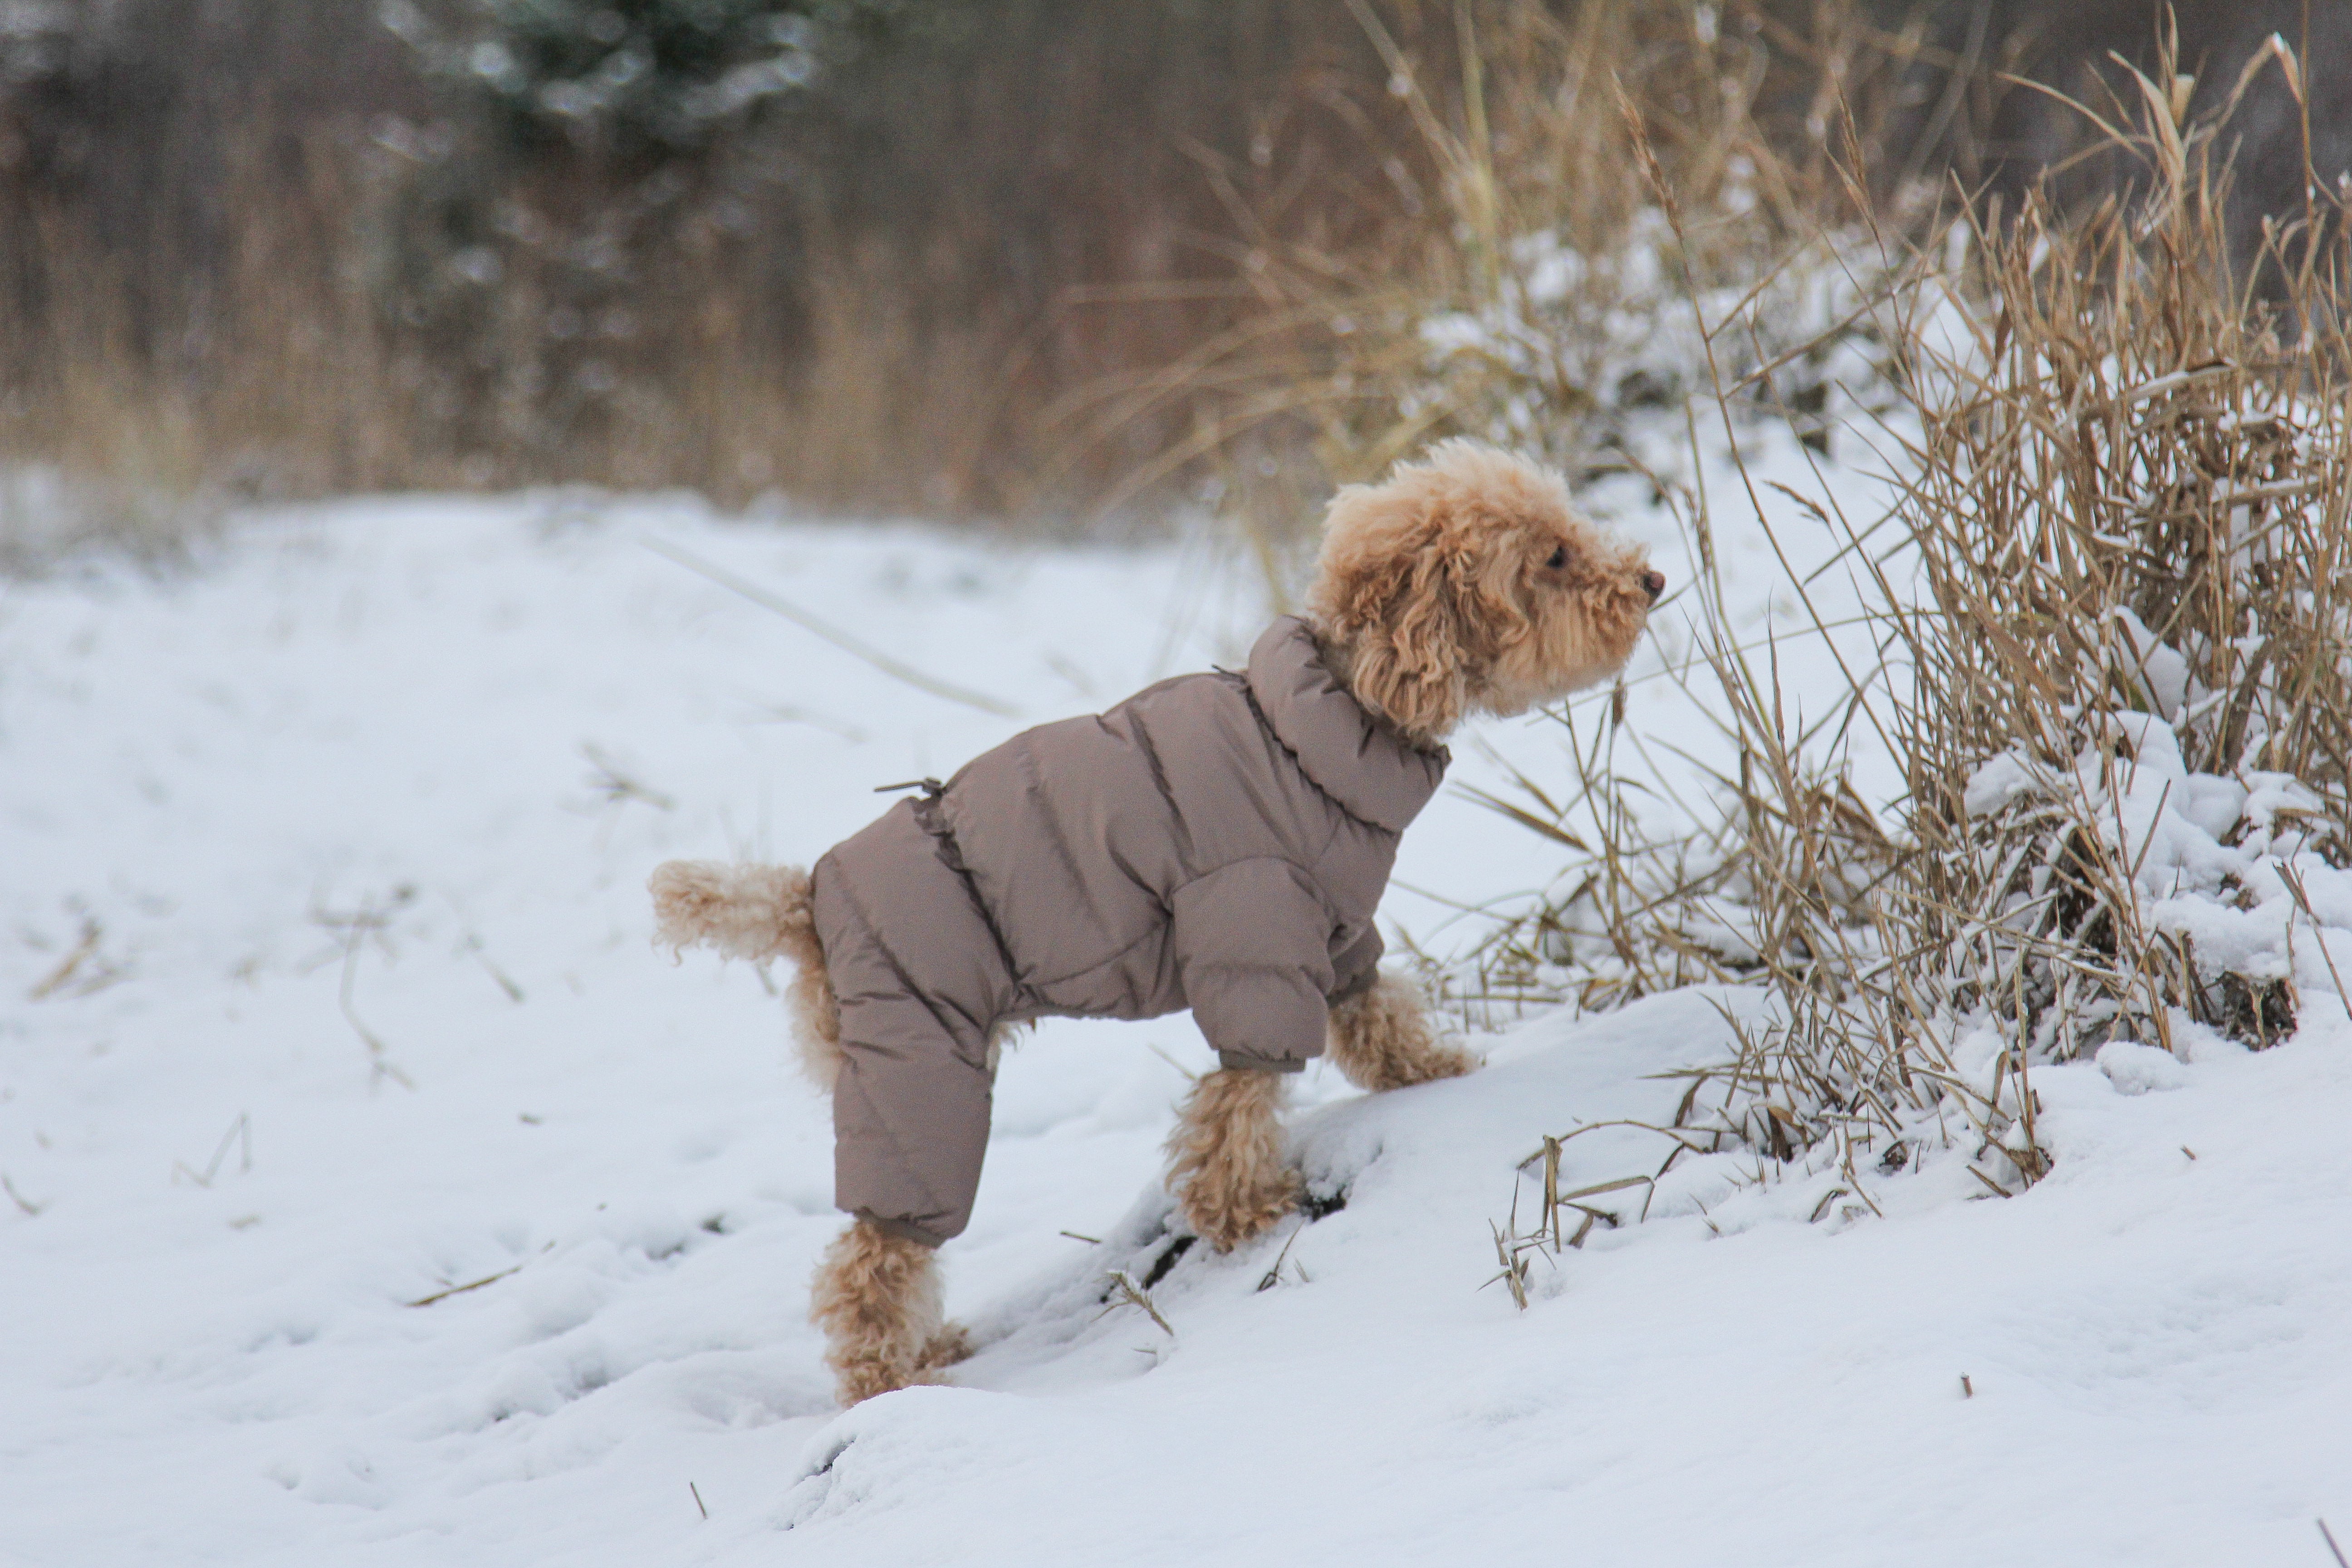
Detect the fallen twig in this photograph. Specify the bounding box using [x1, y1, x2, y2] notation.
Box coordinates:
[1098, 1269, 1175, 1337]
[26, 918, 102, 1001]
[2, 1172, 46, 1216]
[1255, 1220, 1308, 1292]
[1482, 1220, 1534, 1310]
[405, 1263, 524, 1308]
[465, 936, 526, 1004]
[27, 916, 129, 1001]
[312, 890, 417, 1091]
[581, 743, 675, 812]
[643, 537, 1019, 718]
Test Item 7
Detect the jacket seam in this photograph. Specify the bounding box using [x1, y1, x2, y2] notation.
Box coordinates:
[1009, 740, 1107, 944]
[1122, 706, 1197, 870]
[1025, 920, 1165, 993]
[1312, 811, 1348, 876]
[1231, 676, 1395, 835]
[910, 795, 1026, 1011]
[1035, 853, 1338, 997]
[1237, 634, 1441, 834]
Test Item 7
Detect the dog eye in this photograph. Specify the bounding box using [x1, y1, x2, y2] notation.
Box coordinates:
[1544, 545, 1568, 570]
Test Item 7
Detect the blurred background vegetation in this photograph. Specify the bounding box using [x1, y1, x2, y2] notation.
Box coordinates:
[0, 0, 2339, 539]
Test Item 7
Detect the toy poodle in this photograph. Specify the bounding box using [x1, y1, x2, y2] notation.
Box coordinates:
[650, 438, 1662, 1406]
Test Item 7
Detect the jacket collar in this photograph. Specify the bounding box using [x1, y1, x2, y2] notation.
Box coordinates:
[1245, 617, 1448, 833]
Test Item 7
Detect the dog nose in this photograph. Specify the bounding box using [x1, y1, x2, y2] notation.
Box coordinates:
[1641, 568, 1666, 603]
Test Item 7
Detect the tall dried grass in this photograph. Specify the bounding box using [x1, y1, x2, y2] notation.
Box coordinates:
[0, 118, 1009, 527]
[1054, 0, 1945, 584]
[0, 0, 1417, 564]
[1475, 22, 2352, 1258]
[0, 0, 2322, 578]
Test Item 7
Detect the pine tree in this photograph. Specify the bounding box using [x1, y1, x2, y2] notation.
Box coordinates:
[403, 0, 909, 158]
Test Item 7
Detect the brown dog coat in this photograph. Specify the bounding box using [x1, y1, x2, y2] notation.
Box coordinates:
[812, 616, 1447, 1245]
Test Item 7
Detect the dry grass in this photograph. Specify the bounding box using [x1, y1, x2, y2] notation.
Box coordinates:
[1054, 0, 1944, 586]
[0, 129, 928, 536]
[0, 0, 1415, 555]
[1467, 20, 2352, 1263]
[0, 1, 2320, 572]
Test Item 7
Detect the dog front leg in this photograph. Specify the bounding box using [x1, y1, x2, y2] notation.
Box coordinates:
[1327, 971, 1478, 1093]
[1165, 1068, 1299, 1251]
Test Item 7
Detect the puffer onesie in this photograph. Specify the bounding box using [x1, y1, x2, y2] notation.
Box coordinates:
[808, 616, 1448, 1246]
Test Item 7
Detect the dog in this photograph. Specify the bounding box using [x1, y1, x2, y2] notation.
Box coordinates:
[650, 439, 1662, 1406]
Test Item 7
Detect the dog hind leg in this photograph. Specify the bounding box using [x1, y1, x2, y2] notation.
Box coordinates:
[1327, 970, 1478, 1093]
[809, 1218, 954, 1406]
[1165, 1068, 1299, 1251]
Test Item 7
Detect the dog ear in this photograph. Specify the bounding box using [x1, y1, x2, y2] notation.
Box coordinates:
[1312, 486, 1532, 741]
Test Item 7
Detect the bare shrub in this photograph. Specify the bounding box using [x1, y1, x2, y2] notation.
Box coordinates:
[1476, 24, 2352, 1256]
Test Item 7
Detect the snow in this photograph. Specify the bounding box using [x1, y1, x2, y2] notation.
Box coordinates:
[6, 482, 2352, 1566]
[1960, 704, 2352, 990]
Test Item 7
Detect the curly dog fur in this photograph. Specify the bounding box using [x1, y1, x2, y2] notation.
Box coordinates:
[652, 440, 1656, 1407]
[1311, 439, 1657, 745]
[649, 859, 843, 1091]
[1170, 973, 1474, 1249]
[807, 1219, 972, 1405]
[1166, 1068, 1299, 1252]
[1327, 970, 1480, 1093]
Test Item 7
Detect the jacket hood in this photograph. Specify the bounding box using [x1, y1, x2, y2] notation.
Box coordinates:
[1245, 617, 1447, 833]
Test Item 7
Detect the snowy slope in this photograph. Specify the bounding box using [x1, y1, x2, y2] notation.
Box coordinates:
[3, 483, 2351, 1567]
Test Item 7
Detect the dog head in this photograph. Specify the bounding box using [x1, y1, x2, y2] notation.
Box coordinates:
[1305, 439, 1661, 744]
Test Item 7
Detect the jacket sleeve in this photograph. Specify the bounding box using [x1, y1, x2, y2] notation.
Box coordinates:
[1169, 858, 1338, 1073]
[1328, 924, 1385, 1005]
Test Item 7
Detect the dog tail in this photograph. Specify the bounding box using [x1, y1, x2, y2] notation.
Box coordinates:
[650, 859, 813, 962]
[649, 860, 843, 1090]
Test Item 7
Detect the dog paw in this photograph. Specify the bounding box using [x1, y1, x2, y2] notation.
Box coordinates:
[1181, 1167, 1300, 1253]
[915, 1323, 974, 1371]
[831, 1336, 969, 1406]
[1328, 972, 1483, 1092]
[829, 1350, 916, 1408]
[1382, 1039, 1480, 1090]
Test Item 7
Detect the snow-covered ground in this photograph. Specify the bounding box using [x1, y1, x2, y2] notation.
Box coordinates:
[5, 460, 2352, 1566]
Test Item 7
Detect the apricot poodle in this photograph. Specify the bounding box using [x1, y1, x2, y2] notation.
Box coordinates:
[651, 438, 1661, 1406]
